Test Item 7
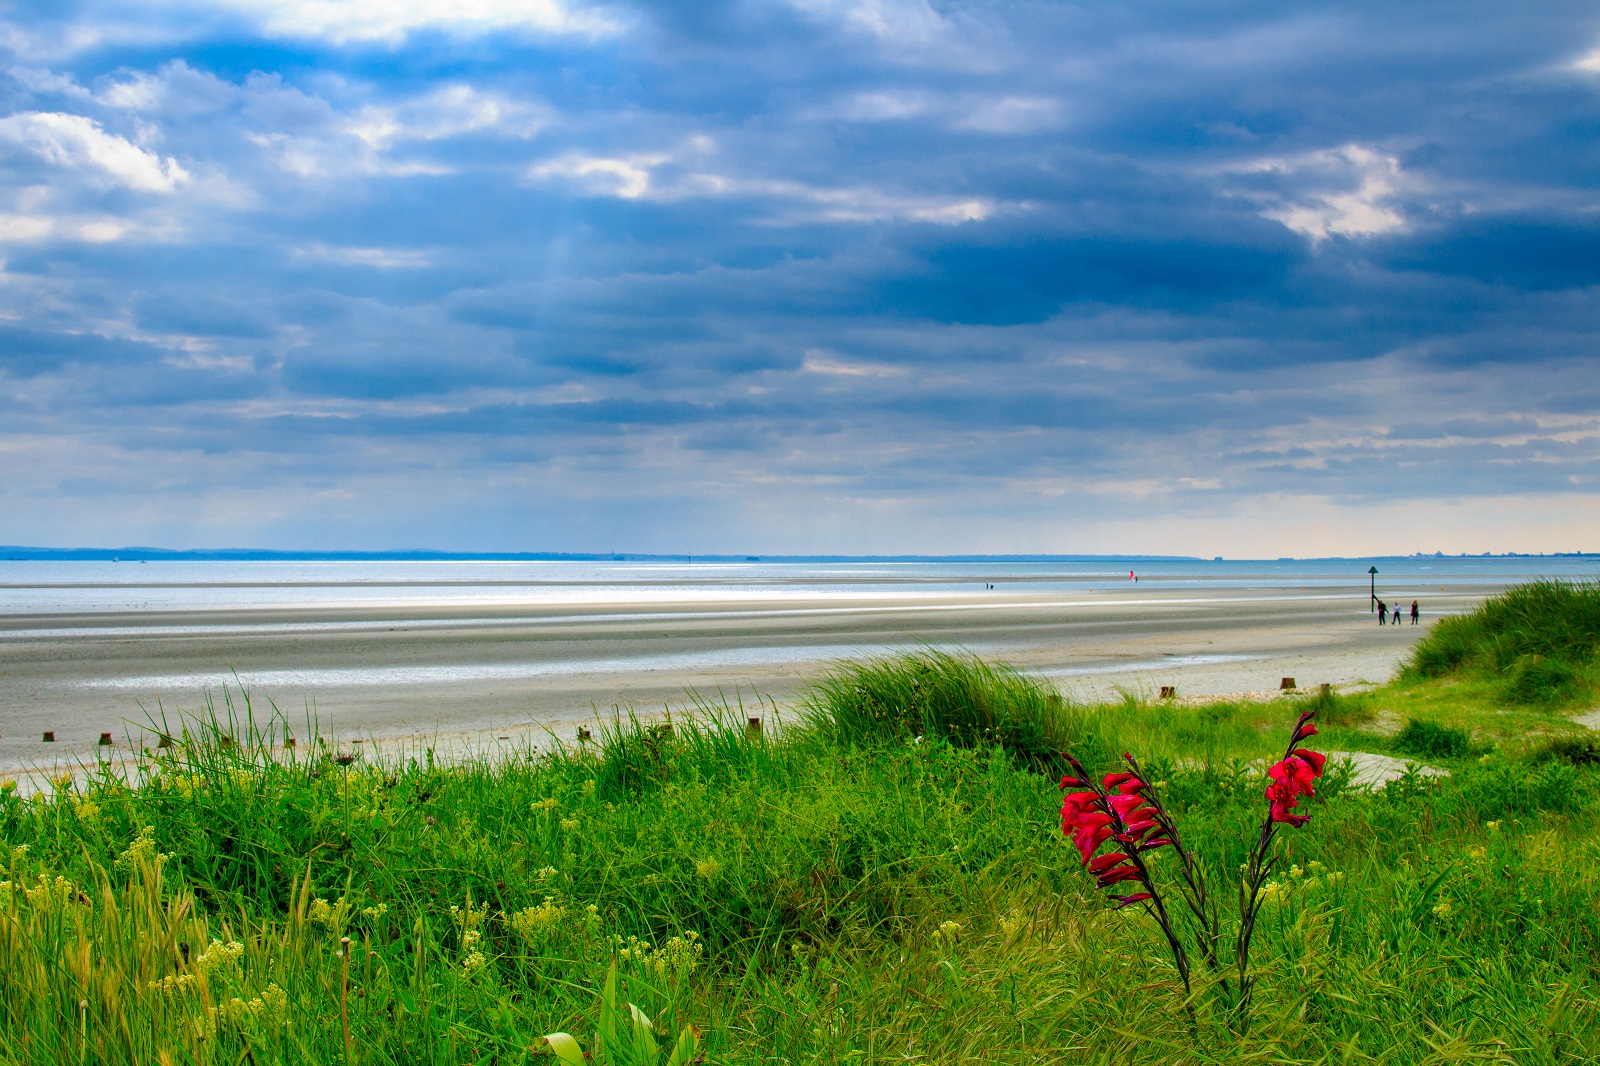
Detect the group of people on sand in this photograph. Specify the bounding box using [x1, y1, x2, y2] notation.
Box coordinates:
[1375, 598, 1420, 625]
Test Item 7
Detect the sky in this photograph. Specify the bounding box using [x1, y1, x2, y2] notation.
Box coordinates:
[2, 1, 1599, 557]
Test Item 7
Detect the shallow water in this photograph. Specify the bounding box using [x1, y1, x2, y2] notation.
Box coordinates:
[2, 555, 1591, 615]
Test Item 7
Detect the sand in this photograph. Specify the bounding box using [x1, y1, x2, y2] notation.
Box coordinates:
[0, 578, 1487, 774]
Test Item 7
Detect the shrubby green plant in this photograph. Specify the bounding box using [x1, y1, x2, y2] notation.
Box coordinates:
[1394, 718, 1474, 760]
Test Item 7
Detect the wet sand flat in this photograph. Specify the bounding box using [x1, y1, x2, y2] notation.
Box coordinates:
[0, 572, 1488, 771]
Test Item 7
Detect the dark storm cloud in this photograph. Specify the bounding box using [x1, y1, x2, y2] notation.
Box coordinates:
[1, 0, 1599, 550]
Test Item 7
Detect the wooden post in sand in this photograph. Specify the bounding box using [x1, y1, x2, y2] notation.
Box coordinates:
[99, 732, 114, 746]
[1159, 686, 1176, 700]
[746, 716, 762, 736]
[1280, 678, 1296, 691]
[42, 731, 55, 742]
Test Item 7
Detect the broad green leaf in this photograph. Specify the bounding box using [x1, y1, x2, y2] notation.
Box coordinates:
[544, 1033, 587, 1066]
[630, 1002, 660, 1059]
[665, 1026, 701, 1066]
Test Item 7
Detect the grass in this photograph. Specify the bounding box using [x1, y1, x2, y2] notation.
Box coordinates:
[3, 588, 1600, 1064]
[1402, 578, 1600, 705]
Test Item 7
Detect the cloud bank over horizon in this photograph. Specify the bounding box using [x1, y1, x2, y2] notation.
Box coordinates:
[1, 1, 1598, 556]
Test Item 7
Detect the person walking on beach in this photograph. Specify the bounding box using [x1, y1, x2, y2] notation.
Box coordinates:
[1410, 600, 1420, 625]
[1377, 599, 1387, 625]
[1392, 604, 1403, 625]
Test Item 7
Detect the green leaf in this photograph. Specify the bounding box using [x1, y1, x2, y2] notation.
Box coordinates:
[1410, 863, 1456, 923]
[544, 1033, 587, 1066]
[630, 1002, 660, 1061]
[598, 960, 622, 1055]
[664, 1026, 701, 1066]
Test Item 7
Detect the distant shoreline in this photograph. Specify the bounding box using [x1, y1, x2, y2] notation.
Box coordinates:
[3, 547, 1593, 562]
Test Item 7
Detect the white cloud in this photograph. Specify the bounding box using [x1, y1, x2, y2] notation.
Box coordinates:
[295, 243, 432, 268]
[527, 147, 991, 223]
[746, 180, 990, 224]
[817, 90, 1062, 133]
[786, 0, 949, 46]
[207, 0, 619, 45]
[1231, 144, 1411, 242]
[0, 214, 53, 241]
[97, 60, 236, 116]
[348, 84, 548, 150]
[0, 112, 189, 192]
[8, 68, 93, 100]
[528, 152, 664, 199]
[953, 95, 1062, 134]
[828, 90, 932, 122]
[802, 351, 907, 377]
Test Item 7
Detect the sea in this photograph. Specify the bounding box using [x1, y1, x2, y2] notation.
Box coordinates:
[2, 555, 1595, 617]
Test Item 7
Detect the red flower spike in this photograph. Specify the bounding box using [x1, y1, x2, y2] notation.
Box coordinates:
[1115, 779, 1147, 795]
[1060, 776, 1086, 788]
[1102, 772, 1135, 788]
[1138, 838, 1173, 851]
[1088, 851, 1131, 873]
[1108, 794, 1148, 818]
[1292, 749, 1326, 775]
[1112, 893, 1153, 909]
[1096, 867, 1144, 887]
[1074, 833, 1114, 865]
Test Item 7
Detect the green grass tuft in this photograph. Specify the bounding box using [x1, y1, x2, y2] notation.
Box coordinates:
[1403, 579, 1600, 706]
[801, 649, 1075, 765]
[1393, 717, 1474, 760]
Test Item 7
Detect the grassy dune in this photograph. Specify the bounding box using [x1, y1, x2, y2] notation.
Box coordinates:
[3, 601, 1600, 1064]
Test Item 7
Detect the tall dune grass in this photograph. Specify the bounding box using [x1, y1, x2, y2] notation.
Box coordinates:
[1, 650, 1599, 1062]
[1404, 578, 1600, 705]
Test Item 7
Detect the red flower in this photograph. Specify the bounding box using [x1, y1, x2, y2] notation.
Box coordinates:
[1088, 851, 1131, 874]
[1096, 866, 1144, 887]
[1108, 793, 1149, 819]
[1265, 745, 1326, 826]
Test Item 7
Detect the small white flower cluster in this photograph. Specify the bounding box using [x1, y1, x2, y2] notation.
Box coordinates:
[310, 895, 353, 930]
[116, 826, 170, 872]
[615, 930, 704, 981]
[451, 897, 491, 975]
[1257, 861, 1344, 904]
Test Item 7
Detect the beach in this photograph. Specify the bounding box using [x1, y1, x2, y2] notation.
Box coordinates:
[0, 558, 1588, 771]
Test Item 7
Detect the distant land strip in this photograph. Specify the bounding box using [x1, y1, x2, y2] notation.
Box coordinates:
[2, 548, 1591, 563]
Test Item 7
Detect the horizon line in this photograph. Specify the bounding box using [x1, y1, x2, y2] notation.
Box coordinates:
[2, 547, 1594, 563]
